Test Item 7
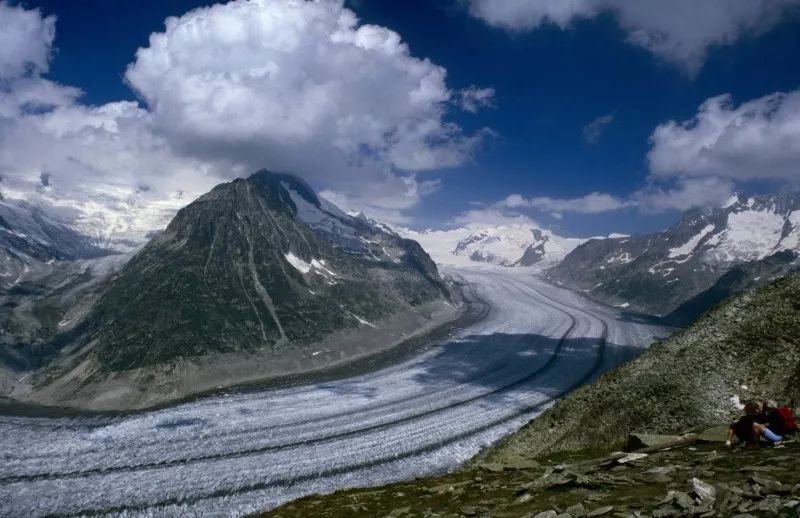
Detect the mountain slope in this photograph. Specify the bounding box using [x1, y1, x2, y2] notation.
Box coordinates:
[0, 199, 114, 290]
[548, 193, 800, 317]
[81, 171, 450, 371]
[479, 272, 800, 462]
[2, 171, 457, 409]
[0, 198, 112, 261]
[401, 224, 585, 268]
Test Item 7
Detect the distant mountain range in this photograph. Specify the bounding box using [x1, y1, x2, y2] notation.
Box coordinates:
[400, 224, 586, 268]
[0, 198, 115, 290]
[548, 194, 800, 320]
[0, 171, 456, 410]
[3, 177, 800, 408]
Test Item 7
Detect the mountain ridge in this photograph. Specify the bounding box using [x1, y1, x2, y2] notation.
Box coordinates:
[400, 223, 586, 269]
[548, 192, 800, 319]
[1, 170, 460, 410]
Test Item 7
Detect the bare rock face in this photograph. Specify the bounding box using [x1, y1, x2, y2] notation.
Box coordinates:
[72, 170, 449, 372]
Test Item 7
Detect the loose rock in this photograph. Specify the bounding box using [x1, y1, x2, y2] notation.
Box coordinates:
[586, 505, 614, 517]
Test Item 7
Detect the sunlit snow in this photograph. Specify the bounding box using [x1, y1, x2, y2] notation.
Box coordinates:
[668, 224, 715, 258]
[284, 251, 312, 273]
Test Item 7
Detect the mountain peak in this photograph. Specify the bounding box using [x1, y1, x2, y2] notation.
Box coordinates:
[549, 192, 800, 318]
[246, 169, 321, 207]
[60, 170, 450, 377]
[399, 222, 585, 268]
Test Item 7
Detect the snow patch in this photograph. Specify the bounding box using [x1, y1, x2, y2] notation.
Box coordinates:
[705, 209, 785, 263]
[351, 314, 376, 327]
[722, 195, 739, 209]
[311, 259, 338, 277]
[605, 252, 633, 264]
[284, 252, 312, 274]
[668, 224, 715, 258]
[282, 183, 363, 251]
[285, 253, 340, 281]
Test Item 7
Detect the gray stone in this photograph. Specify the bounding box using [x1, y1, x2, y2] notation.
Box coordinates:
[673, 491, 695, 509]
[565, 503, 586, 517]
[641, 466, 676, 483]
[652, 507, 678, 518]
[478, 462, 504, 472]
[627, 434, 681, 450]
[692, 478, 716, 504]
[737, 465, 772, 473]
[749, 475, 790, 494]
[533, 511, 558, 518]
[617, 452, 649, 464]
[698, 426, 729, 443]
[503, 458, 540, 470]
[515, 493, 532, 504]
[713, 483, 733, 513]
[586, 506, 614, 517]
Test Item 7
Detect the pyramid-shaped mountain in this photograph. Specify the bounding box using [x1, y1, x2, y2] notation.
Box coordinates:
[18, 171, 455, 409]
[84, 170, 450, 371]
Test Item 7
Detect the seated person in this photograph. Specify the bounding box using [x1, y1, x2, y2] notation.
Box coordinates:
[753, 400, 785, 445]
[726, 401, 763, 447]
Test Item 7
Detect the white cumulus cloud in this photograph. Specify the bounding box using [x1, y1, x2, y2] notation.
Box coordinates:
[469, 0, 800, 75]
[459, 86, 496, 113]
[125, 0, 489, 180]
[583, 113, 615, 144]
[0, 2, 54, 79]
[0, 0, 492, 240]
[648, 91, 800, 183]
[502, 191, 631, 215]
[631, 177, 736, 213]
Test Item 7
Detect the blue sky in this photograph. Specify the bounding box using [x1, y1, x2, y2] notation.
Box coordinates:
[2, 0, 800, 238]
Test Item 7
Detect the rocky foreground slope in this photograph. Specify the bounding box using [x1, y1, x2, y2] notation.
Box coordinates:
[264, 440, 800, 517]
[478, 272, 800, 462]
[0, 171, 457, 410]
[263, 273, 800, 517]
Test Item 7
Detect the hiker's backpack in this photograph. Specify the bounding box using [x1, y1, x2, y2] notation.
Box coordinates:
[777, 406, 798, 433]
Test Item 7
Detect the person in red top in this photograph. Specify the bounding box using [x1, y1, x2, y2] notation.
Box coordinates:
[752, 400, 786, 446]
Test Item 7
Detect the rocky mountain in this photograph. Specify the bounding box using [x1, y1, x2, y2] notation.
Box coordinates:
[548, 193, 800, 318]
[1, 170, 457, 410]
[401, 224, 585, 268]
[0, 198, 114, 289]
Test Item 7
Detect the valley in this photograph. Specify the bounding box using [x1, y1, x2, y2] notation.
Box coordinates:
[0, 268, 667, 517]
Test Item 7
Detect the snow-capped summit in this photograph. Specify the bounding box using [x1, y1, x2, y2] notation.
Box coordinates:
[549, 192, 800, 319]
[399, 223, 585, 268]
[698, 193, 800, 264]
